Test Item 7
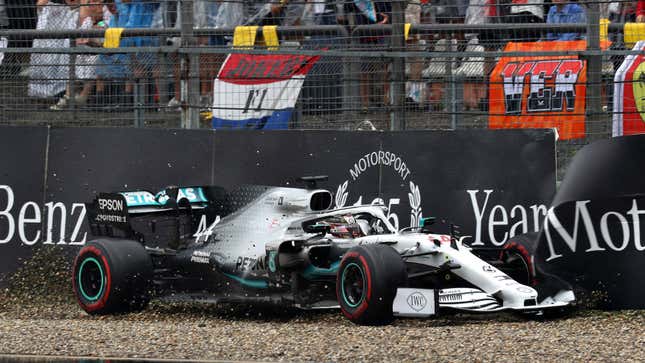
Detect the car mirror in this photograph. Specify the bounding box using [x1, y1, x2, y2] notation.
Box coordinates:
[419, 217, 436, 228]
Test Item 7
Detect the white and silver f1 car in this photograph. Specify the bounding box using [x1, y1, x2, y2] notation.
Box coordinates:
[73, 177, 575, 325]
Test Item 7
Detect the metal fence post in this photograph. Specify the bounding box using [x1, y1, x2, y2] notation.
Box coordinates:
[390, 1, 406, 131]
[158, 37, 170, 108]
[585, 1, 604, 141]
[452, 73, 463, 130]
[68, 13, 79, 124]
[69, 46, 77, 124]
[180, 0, 200, 129]
[443, 58, 457, 129]
[134, 79, 144, 127]
[343, 38, 354, 119]
[348, 32, 360, 118]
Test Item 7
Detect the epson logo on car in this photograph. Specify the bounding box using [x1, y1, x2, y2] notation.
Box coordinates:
[98, 198, 124, 212]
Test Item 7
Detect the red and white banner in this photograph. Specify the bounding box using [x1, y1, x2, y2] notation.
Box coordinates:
[612, 41, 645, 137]
[212, 53, 319, 129]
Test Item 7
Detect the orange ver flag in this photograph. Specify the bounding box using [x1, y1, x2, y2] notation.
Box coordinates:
[489, 40, 609, 140]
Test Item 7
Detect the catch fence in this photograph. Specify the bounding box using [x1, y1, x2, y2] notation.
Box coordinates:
[0, 1, 644, 177]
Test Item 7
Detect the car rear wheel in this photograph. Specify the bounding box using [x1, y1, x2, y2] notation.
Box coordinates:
[336, 244, 407, 325]
[73, 239, 153, 314]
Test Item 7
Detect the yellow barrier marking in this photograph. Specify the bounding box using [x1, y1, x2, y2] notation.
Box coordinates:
[233, 26, 258, 48]
[263, 26, 279, 50]
[624, 23, 645, 48]
[600, 18, 610, 42]
[103, 28, 124, 48]
[200, 111, 213, 120]
[405, 23, 411, 41]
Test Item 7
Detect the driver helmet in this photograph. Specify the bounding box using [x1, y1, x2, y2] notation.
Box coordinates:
[329, 215, 363, 238]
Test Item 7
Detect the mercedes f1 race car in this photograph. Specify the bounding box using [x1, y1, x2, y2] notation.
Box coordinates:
[73, 177, 575, 325]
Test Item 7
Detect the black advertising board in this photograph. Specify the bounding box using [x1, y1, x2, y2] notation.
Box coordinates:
[46, 127, 215, 195]
[551, 134, 644, 205]
[43, 128, 215, 247]
[211, 131, 382, 208]
[2, 126, 641, 309]
[380, 129, 556, 243]
[0, 126, 49, 284]
[211, 129, 557, 240]
[0, 127, 557, 290]
[533, 134, 645, 309]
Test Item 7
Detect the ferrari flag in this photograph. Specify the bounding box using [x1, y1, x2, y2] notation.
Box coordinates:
[212, 53, 320, 129]
[489, 41, 596, 140]
[612, 40, 645, 137]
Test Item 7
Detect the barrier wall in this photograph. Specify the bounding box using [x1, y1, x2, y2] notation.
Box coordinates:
[0, 126, 48, 280]
[0, 127, 558, 288]
[534, 134, 645, 309]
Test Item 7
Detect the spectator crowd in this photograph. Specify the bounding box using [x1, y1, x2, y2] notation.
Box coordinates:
[2, 0, 645, 112]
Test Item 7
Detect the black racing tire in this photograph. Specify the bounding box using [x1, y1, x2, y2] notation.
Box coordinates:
[501, 232, 538, 287]
[336, 244, 408, 325]
[72, 239, 153, 315]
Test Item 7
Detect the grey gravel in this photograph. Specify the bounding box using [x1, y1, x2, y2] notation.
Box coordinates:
[0, 296, 643, 362]
[1, 247, 643, 362]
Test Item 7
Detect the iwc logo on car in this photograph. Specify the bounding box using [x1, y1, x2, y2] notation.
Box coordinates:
[335, 151, 422, 230]
[406, 292, 428, 312]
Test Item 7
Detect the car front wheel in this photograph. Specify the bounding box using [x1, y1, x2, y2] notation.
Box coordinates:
[336, 244, 407, 325]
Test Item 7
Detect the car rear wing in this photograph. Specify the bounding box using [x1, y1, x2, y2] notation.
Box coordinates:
[119, 186, 211, 213]
[86, 193, 133, 238]
[85, 185, 244, 240]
